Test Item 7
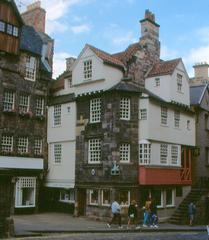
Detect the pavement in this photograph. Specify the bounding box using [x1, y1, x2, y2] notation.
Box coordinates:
[13, 213, 207, 238]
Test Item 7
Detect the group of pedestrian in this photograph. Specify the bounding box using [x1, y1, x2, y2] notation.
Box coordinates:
[107, 197, 158, 229]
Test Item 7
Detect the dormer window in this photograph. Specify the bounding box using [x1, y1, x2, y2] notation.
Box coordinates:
[25, 55, 37, 81]
[155, 77, 160, 87]
[177, 73, 182, 92]
[84, 59, 92, 80]
[0, 21, 5, 32]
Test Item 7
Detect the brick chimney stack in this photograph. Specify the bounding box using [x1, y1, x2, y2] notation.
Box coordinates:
[21, 1, 46, 33]
[192, 63, 209, 84]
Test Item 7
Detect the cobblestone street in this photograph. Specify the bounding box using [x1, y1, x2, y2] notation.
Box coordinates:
[13, 232, 208, 240]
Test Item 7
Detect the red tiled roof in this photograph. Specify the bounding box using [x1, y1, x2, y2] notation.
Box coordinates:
[87, 44, 125, 70]
[112, 42, 141, 64]
[147, 58, 181, 78]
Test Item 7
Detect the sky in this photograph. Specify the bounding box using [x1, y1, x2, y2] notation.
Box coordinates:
[15, 0, 209, 79]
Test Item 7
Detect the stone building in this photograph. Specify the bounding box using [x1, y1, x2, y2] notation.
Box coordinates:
[47, 10, 195, 222]
[0, 1, 53, 236]
[190, 63, 209, 184]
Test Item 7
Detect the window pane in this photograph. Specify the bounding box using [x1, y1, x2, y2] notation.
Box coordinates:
[88, 139, 101, 163]
[25, 56, 36, 81]
[54, 105, 61, 126]
[90, 98, 101, 123]
[119, 190, 130, 206]
[120, 143, 130, 162]
[3, 91, 14, 111]
[0, 21, 5, 32]
[7, 24, 13, 35]
[54, 144, 62, 163]
[84, 60, 92, 80]
[120, 98, 130, 120]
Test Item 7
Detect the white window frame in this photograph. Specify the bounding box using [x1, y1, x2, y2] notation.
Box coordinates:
[3, 91, 14, 112]
[155, 77, 160, 87]
[120, 143, 130, 163]
[174, 111, 180, 128]
[88, 139, 101, 164]
[120, 98, 130, 120]
[35, 98, 44, 116]
[19, 94, 29, 113]
[119, 190, 130, 207]
[177, 73, 183, 92]
[7, 24, 13, 35]
[1, 135, 13, 153]
[54, 143, 62, 164]
[0, 21, 5, 32]
[18, 137, 28, 154]
[13, 26, 18, 37]
[90, 98, 101, 123]
[34, 138, 43, 156]
[25, 55, 37, 81]
[161, 106, 168, 125]
[171, 145, 179, 165]
[89, 189, 99, 206]
[139, 142, 151, 165]
[84, 59, 92, 80]
[166, 188, 175, 207]
[15, 177, 36, 208]
[140, 109, 147, 120]
[59, 189, 75, 203]
[101, 189, 111, 206]
[160, 144, 168, 164]
[53, 105, 61, 127]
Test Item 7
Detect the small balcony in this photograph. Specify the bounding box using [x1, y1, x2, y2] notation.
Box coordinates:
[139, 148, 192, 186]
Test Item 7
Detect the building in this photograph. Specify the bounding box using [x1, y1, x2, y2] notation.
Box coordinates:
[190, 63, 209, 185]
[47, 10, 195, 221]
[0, 2, 53, 235]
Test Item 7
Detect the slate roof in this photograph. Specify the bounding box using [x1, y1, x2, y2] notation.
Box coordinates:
[190, 84, 207, 106]
[87, 44, 125, 70]
[147, 58, 181, 78]
[20, 25, 42, 56]
[109, 79, 140, 93]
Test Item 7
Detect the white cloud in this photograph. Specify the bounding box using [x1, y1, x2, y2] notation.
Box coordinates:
[71, 24, 91, 34]
[53, 52, 76, 79]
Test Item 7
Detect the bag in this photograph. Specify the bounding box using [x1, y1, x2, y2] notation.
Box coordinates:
[130, 213, 134, 218]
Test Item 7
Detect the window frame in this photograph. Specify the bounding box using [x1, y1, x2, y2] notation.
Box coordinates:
[161, 106, 168, 126]
[177, 73, 183, 92]
[140, 109, 147, 120]
[88, 138, 101, 164]
[118, 190, 130, 207]
[120, 143, 130, 163]
[59, 189, 75, 203]
[53, 143, 62, 164]
[34, 138, 43, 156]
[120, 98, 130, 120]
[83, 59, 92, 80]
[25, 55, 37, 81]
[15, 177, 36, 208]
[53, 105, 62, 127]
[3, 90, 15, 112]
[174, 110, 180, 128]
[1, 135, 13, 153]
[0, 21, 6, 32]
[19, 94, 30, 113]
[89, 189, 99, 206]
[171, 145, 179, 165]
[166, 188, 175, 207]
[101, 189, 111, 206]
[17, 137, 28, 154]
[160, 144, 168, 165]
[35, 97, 44, 116]
[139, 143, 151, 165]
[90, 98, 101, 123]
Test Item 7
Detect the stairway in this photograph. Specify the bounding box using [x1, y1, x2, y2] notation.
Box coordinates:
[169, 188, 206, 224]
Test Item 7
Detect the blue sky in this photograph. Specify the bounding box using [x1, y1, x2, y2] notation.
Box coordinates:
[16, 0, 209, 78]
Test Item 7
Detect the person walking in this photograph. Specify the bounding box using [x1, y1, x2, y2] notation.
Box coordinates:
[127, 200, 138, 229]
[143, 197, 151, 227]
[188, 202, 196, 226]
[107, 199, 122, 229]
[150, 198, 158, 228]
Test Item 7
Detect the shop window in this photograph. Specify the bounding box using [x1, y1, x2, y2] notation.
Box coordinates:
[119, 190, 130, 206]
[59, 189, 74, 203]
[101, 189, 110, 206]
[166, 188, 174, 207]
[15, 177, 36, 208]
[89, 189, 99, 205]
